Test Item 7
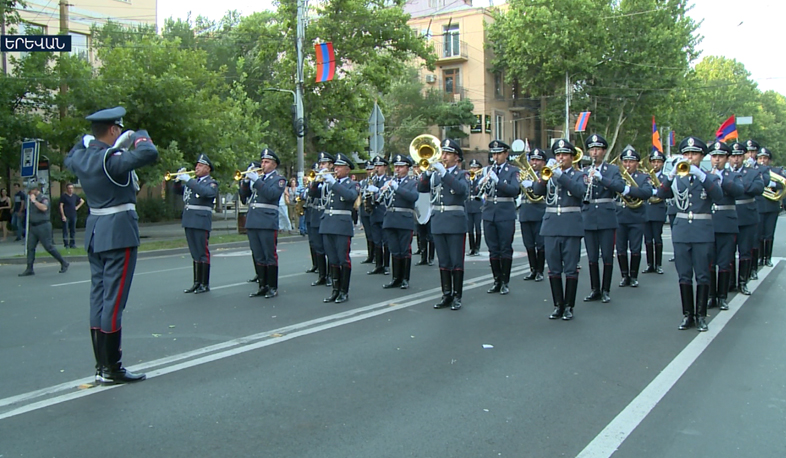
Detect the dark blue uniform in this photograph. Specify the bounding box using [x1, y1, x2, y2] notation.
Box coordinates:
[730, 151, 764, 294]
[359, 169, 376, 264]
[644, 168, 667, 274]
[533, 147, 587, 321]
[320, 166, 360, 303]
[367, 156, 391, 275]
[66, 108, 157, 384]
[465, 165, 483, 256]
[481, 160, 520, 294]
[381, 165, 419, 289]
[708, 166, 744, 310]
[755, 149, 783, 268]
[176, 163, 218, 294]
[614, 168, 653, 287]
[518, 176, 546, 281]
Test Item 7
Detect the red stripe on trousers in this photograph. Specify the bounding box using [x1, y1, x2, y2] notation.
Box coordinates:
[111, 247, 131, 332]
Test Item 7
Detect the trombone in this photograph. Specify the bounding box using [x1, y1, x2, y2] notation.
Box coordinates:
[233, 167, 264, 181]
[164, 170, 196, 181]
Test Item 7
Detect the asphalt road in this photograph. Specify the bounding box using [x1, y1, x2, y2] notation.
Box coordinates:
[1, 223, 785, 458]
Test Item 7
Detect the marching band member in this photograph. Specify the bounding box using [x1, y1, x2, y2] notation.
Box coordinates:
[755, 146, 783, 268]
[581, 135, 625, 303]
[319, 153, 360, 303]
[656, 137, 723, 332]
[367, 156, 391, 275]
[706, 142, 743, 310]
[359, 161, 376, 264]
[482, 140, 520, 295]
[466, 159, 483, 256]
[175, 154, 218, 294]
[418, 139, 469, 310]
[413, 163, 436, 266]
[643, 150, 667, 274]
[744, 140, 763, 279]
[614, 146, 653, 288]
[532, 139, 587, 321]
[518, 148, 547, 282]
[380, 154, 419, 289]
[240, 148, 286, 299]
[729, 142, 764, 295]
[241, 160, 262, 283]
[307, 153, 335, 286]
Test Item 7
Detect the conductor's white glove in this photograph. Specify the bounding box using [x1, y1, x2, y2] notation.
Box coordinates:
[82, 135, 94, 148]
[114, 130, 135, 149]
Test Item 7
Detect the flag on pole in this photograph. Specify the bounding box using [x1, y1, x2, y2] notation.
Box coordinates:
[652, 116, 663, 153]
[574, 111, 591, 132]
[668, 130, 675, 146]
[716, 115, 738, 142]
[315, 42, 335, 83]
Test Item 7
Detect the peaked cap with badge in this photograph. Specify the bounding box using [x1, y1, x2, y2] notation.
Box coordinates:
[708, 141, 732, 156]
[529, 148, 547, 161]
[318, 151, 335, 164]
[745, 140, 760, 152]
[585, 134, 608, 149]
[551, 139, 576, 155]
[468, 159, 482, 168]
[260, 148, 280, 165]
[730, 142, 746, 155]
[372, 155, 388, 167]
[196, 153, 214, 171]
[365, 160, 375, 170]
[757, 147, 773, 159]
[650, 150, 667, 162]
[85, 106, 126, 127]
[620, 145, 641, 161]
[678, 136, 708, 155]
[334, 153, 355, 169]
[392, 154, 413, 167]
[489, 140, 510, 154]
[441, 139, 463, 160]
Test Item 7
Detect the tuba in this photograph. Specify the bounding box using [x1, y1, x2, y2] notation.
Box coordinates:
[640, 157, 663, 204]
[410, 134, 443, 170]
[611, 157, 644, 209]
[511, 155, 543, 203]
[763, 169, 786, 201]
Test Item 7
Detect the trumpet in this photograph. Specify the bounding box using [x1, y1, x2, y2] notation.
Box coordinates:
[164, 170, 196, 181]
[542, 148, 583, 180]
[676, 160, 691, 177]
[233, 167, 264, 181]
[308, 170, 337, 182]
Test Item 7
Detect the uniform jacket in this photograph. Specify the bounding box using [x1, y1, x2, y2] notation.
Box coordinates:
[370, 173, 389, 224]
[240, 170, 286, 230]
[615, 170, 654, 225]
[319, 177, 360, 236]
[581, 162, 625, 230]
[732, 164, 764, 226]
[533, 167, 587, 237]
[465, 176, 483, 214]
[177, 175, 218, 231]
[710, 169, 744, 234]
[28, 195, 51, 224]
[756, 165, 784, 214]
[645, 170, 668, 222]
[417, 166, 469, 235]
[359, 176, 376, 216]
[481, 161, 520, 222]
[65, 131, 159, 252]
[518, 170, 546, 223]
[307, 181, 328, 227]
[656, 173, 724, 243]
[382, 176, 419, 231]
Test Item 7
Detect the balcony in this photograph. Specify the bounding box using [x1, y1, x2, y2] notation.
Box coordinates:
[508, 97, 540, 111]
[433, 37, 468, 63]
[440, 87, 467, 103]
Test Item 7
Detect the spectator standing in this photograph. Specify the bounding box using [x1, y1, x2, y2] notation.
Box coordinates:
[12, 183, 25, 241]
[285, 177, 299, 234]
[0, 188, 12, 241]
[59, 183, 85, 248]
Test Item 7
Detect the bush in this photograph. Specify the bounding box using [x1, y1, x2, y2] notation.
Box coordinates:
[136, 197, 181, 223]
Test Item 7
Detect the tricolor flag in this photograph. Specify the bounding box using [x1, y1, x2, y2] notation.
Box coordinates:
[716, 115, 738, 142]
[668, 130, 675, 146]
[652, 116, 663, 153]
[574, 111, 591, 132]
[315, 42, 335, 83]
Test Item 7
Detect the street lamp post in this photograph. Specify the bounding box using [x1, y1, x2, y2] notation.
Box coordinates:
[264, 87, 305, 184]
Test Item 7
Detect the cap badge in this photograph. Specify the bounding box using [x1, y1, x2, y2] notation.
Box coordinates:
[592, 135, 598, 142]
[558, 140, 565, 148]
[688, 138, 695, 147]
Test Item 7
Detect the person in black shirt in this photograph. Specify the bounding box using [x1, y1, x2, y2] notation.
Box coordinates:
[59, 183, 85, 248]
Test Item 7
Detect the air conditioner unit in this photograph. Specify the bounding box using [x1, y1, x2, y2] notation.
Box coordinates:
[425, 74, 436, 83]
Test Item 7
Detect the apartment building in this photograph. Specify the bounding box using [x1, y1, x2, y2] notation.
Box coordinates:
[406, 0, 549, 154]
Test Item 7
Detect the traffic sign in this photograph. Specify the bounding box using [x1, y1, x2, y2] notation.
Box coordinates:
[368, 102, 385, 155]
[20, 141, 39, 178]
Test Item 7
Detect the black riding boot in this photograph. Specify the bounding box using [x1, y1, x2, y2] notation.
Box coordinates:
[18, 263, 34, 276]
[717, 270, 731, 310]
[523, 248, 538, 280]
[416, 241, 429, 265]
[451, 270, 464, 310]
[414, 234, 423, 255]
[368, 245, 386, 274]
[500, 258, 512, 295]
[249, 264, 269, 297]
[644, 242, 655, 273]
[601, 263, 613, 303]
[750, 247, 759, 280]
[487, 259, 502, 293]
[427, 241, 435, 266]
[729, 260, 738, 292]
[654, 243, 664, 274]
[312, 254, 329, 286]
[764, 239, 774, 267]
[383, 258, 403, 289]
[184, 261, 200, 293]
[535, 248, 546, 282]
[194, 263, 210, 294]
[738, 258, 752, 295]
[361, 239, 375, 264]
[248, 259, 258, 282]
[563, 276, 578, 320]
[323, 265, 341, 302]
[91, 328, 104, 381]
[434, 270, 453, 309]
[678, 283, 695, 330]
[100, 329, 146, 384]
[306, 247, 318, 273]
[707, 268, 717, 309]
[400, 258, 411, 289]
[759, 240, 766, 267]
[584, 262, 601, 301]
[549, 276, 565, 319]
[264, 266, 278, 298]
[468, 234, 477, 257]
[335, 266, 352, 303]
[618, 254, 630, 286]
[629, 254, 641, 287]
[383, 246, 391, 275]
[696, 284, 709, 332]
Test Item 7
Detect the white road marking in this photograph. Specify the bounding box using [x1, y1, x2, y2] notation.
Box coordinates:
[51, 266, 191, 287]
[576, 258, 781, 458]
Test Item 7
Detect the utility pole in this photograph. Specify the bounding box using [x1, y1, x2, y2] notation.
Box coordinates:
[1, 0, 6, 74]
[294, 0, 306, 183]
[59, 0, 69, 120]
[564, 71, 570, 142]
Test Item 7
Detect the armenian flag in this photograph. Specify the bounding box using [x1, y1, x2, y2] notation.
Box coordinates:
[574, 111, 591, 132]
[716, 115, 738, 142]
[652, 116, 663, 153]
[315, 42, 335, 83]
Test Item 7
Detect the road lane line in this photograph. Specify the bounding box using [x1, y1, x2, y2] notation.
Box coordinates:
[51, 266, 191, 287]
[576, 258, 781, 458]
[0, 264, 535, 420]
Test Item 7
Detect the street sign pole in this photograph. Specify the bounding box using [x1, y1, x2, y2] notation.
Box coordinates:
[368, 102, 385, 158]
[20, 139, 40, 259]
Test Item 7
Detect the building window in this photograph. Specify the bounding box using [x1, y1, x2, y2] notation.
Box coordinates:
[18, 22, 45, 59]
[444, 68, 459, 95]
[495, 73, 504, 100]
[70, 32, 89, 61]
[443, 23, 460, 58]
[429, 0, 447, 8]
[495, 113, 505, 141]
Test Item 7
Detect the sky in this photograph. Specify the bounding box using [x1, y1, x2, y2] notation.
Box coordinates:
[156, 0, 786, 95]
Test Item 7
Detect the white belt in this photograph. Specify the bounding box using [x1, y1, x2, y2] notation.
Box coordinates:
[325, 209, 352, 216]
[492, 197, 515, 202]
[185, 204, 213, 212]
[735, 198, 755, 204]
[90, 203, 135, 216]
[387, 207, 415, 215]
[546, 206, 581, 213]
[712, 204, 737, 211]
[250, 203, 278, 210]
[676, 211, 712, 221]
[589, 198, 614, 204]
[432, 205, 465, 212]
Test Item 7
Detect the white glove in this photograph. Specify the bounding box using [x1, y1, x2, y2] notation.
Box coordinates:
[745, 157, 756, 167]
[320, 168, 330, 174]
[390, 180, 399, 191]
[593, 170, 603, 181]
[114, 130, 135, 149]
[82, 135, 94, 148]
[366, 185, 379, 193]
[177, 173, 191, 182]
[487, 170, 499, 184]
[668, 163, 681, 180]
[522, 179, 534, 188]
[178, 167, 187, 173]
[323, 173, 336, 184]
[551, 167, 563, 179]
[651, 188, 658, 196]
[433, 162, 447, 177]
[247, 164, 256, 172]
[546, 158, 557, 168]
[690, 165, 706, 182]
[246, 171, 259, 183]
[622, 185, 631, 196]
[769, 180, 777, 188]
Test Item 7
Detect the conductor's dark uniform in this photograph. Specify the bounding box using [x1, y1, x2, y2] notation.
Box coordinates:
[65, 106, 157, 384]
